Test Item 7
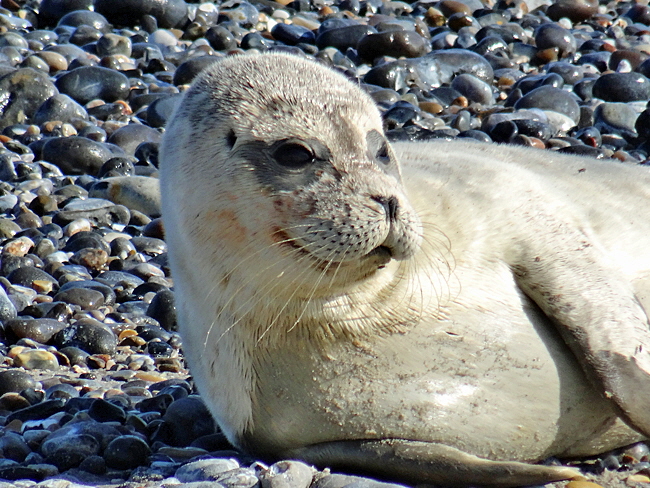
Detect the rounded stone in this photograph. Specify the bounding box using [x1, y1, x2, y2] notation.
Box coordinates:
[205, 26, 238, 51]
[260, 460, 315, 488]
[33, 94, 88, 126]
[534, 23, 576, 57]
[39, 0, 94, 25]
[592, 73, 650, 103]
[0, 68, 58, 131]
[13, 350, 60, 370]
[450, 73, 494, 105]
[271, 24, 315, 46]
[89, 176, 161, 217]
[94, 0, 189, 29]
[53, 288, 105, 310]
[0, 433, 31, 463]
[514, 86, 580, 123]
[0, 370, 37, 396]
[87, 398, 127, 423]
[316, 24, 377, 51]
[96, 34, 132, 57]
[55, 66, 130, 105]
[42, 433, 100, 470]
[52, 318, 117, 355]
[175, 458, 241, 483]
[6, 318, 67, 343]
[172, 56, 222, 86]
[41, 137, 118, 175]
[57, 11, 111, 32]
[7, 266, 58, 290]
[357, 31, 429, 60]
[594, 103, 638, 139]
[107, 125, 162, 156]
[146, 290, 177, 331]
[104, 435, 152, 469]
[547, 0, 598, 22]
[162, 396, 217, 447]
[54, 198, 131, 227]
[411, 49, 494, 87]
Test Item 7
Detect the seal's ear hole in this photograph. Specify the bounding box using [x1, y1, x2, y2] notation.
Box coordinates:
[272, 141, 315, 169]
[376, 141, 390, 165]
[367, 129, 391, 166]
[226, 130, 237, 150]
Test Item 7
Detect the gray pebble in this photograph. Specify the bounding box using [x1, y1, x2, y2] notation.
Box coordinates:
[175, 458, 241, 482]
[594, 102, 639, 139]
[450, 73, 494, 105]
[55, 66, 130, 105]
[89, 176, 161, 217]
[514, 86, 580, 124]
[260, 460, 315, 488]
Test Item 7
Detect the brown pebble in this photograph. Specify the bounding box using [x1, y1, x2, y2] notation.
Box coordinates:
[447, 12, 476, 30]
[419, 102, 443, 114]
[8, 346, 27, 358]
[134, 372, 166, 382]
[4, 418, 23, 432]
[70, 248, 109, 270]
[32, 280, 55, 294]
[451, 96, 468, 108]
[3, 236, 34, 256]
[547, 0, 598, 23]
[424, 7, 445, 26]
[156, 357, 183, 373]
[35, 51, 68, 72]
[120, 336, 146, 347]
[14, 350, 59, 370]
[610, 50, 649, 71]
[0, 392, 31, 411]
[567, 482, 605, 488]
[118, 329, 138, 340]
[536, 47, 560, 63]
[438, 0, 472, 16]
[627, 474, 650, 484]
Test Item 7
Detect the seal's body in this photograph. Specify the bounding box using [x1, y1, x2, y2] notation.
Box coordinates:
[160, 53, 650, 486]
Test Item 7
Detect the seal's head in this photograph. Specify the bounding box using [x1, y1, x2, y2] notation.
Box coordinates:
[163, 53, 422, 300]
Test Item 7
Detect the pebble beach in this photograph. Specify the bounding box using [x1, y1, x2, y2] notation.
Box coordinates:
[1, 0, 650, 487]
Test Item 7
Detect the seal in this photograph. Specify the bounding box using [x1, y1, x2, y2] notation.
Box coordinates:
[159, 52, 650, 487]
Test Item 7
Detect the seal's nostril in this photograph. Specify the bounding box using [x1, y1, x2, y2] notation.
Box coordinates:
[372, 195, 399, 221]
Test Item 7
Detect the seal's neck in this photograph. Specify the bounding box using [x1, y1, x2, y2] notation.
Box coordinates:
[224, 255, 439, 349]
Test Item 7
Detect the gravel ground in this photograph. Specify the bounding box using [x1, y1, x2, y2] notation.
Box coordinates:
[1, 0, 650, 487]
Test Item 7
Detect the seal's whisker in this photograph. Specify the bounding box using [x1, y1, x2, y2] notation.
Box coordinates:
[200, 229, 333, 350]
[216, 234, 337, 347]
[211, 244, 322, 347]
[286, 244, 345, 335]
[255, 242, 337, 344]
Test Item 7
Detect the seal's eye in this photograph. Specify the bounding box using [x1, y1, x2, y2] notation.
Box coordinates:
[273, 141, 315, 169]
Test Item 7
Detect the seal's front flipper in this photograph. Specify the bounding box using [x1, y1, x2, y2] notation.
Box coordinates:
[511, 222, 650, 437]
[286, 440, 582, 487]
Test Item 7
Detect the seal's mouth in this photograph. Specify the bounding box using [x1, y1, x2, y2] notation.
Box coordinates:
[271, 227, 393, 271]
[366, 245, 393, 268]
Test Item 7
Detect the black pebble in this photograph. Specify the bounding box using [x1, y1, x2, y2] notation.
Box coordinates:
[592, 72, 650, 102]
[95, 0, 188, 29]
[88, 398, 127, 423]
[0, 370, 37, 396]
[55, 66, 130, 105]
